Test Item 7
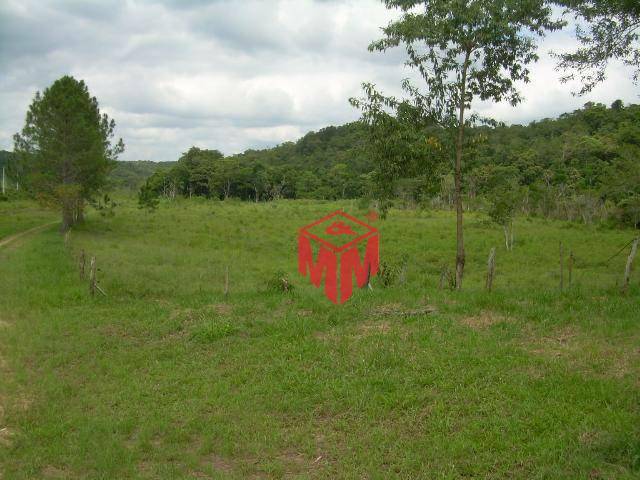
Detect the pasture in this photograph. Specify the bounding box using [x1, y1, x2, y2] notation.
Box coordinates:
[1, 198, 639, 479]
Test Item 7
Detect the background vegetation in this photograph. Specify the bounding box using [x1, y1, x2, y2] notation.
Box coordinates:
[91, 102, 640, 230]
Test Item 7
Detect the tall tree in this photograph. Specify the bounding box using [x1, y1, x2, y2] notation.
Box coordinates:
[177, 147, 223, 197]
[555, 0, 640, 95]
[14, 76, 124, 231]
[353, 0, 562, 288]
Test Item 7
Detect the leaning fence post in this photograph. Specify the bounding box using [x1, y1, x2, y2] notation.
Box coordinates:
[568, 251, 574, 286]
[79, 249, 86, 279]
[622, 238, 639, 294]
[439, 266, 447, 290]
[486, 247, 496, 291]
[89, 256, 96, 296]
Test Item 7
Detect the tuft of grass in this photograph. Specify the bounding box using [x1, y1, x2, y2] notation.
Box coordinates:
[190, 317, 238, 343]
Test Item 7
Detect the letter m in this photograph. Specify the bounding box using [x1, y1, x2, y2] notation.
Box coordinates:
[339, 234, 379, 304]
[298, 234, 338, 303]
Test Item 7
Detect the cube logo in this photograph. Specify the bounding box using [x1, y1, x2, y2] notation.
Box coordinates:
[298, 210, 379, 304]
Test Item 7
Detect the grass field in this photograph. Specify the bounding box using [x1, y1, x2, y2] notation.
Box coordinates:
[0, 200, 57, 238]
[1, 198, 639, 479]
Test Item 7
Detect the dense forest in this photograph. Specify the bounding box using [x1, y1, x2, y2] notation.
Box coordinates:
[138, 122, 371, 203]
[136, 101, 639, 228]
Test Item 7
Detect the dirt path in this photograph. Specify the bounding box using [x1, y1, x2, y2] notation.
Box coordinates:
[0, 221, 59, 249]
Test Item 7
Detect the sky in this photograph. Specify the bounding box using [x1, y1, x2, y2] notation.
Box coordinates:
[1, 0, 638, 162]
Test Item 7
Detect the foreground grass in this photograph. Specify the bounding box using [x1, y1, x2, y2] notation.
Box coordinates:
[1, 198, 638, 479]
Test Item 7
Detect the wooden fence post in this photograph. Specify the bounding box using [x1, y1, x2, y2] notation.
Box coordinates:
[622, 238, 639, 294]
[559, 241, 564, 293]
[568, 251, 574, 286]
[89, 256, 96, 296]
[439, 266, 448, 290]
[398, 264, 407, 285]
[486, 247, 496, 291]
[79, 249, 86, 279]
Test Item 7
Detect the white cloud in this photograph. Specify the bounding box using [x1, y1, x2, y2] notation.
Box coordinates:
[0, 0, 637, 161]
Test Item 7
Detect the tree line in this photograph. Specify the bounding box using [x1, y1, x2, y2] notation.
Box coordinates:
[137, 123, 372, 206]
[136, 101, 640, 232]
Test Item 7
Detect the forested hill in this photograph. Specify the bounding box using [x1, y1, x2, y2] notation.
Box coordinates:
[108, 122, 369, 193]
[233, 122, 370, 171]
[139, 101, 639, 227]
[109, 160, 175, 190]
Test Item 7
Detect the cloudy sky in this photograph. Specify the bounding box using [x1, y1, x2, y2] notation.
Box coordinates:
[1, 0, 637, 162]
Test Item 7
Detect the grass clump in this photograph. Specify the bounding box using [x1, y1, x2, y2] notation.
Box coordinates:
[190, 317, 237, 343]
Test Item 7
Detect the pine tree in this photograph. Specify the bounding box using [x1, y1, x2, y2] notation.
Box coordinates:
[14, 75, 124, 232]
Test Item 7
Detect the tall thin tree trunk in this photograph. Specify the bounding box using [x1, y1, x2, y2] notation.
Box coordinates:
[622, 238, 638, 294]
[454, 49, 471, 289]
[61, 204, 74, 233]
[76, 200, 84, 223]
[508, 220, 514, 250]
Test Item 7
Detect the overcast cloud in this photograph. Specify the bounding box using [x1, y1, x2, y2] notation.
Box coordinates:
[1, 0, 638, 161]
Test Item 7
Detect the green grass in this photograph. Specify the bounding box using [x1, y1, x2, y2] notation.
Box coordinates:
[0, 200, 57, 238]
[1, 198, 639, 479]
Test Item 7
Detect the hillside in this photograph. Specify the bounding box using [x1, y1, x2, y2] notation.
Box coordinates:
[108, 160, 176, 190]
[139, 102, 639, 227]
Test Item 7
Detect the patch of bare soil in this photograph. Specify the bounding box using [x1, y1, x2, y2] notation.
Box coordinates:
[169, 307, 196, 322]
[460, 310, 513, 330]
[279, 450, 307, 466]
[579, 430, 601, 446]
[207, 303, 233, 316]
[41, 465, 69, 479]
[0, 426, 15, 448]
[193, 453, 233, 476]
[527, 326, 577, 357]
[357, 321, 392, 335]
[370, 303, 437, 318]
[523, 326, 640, 380]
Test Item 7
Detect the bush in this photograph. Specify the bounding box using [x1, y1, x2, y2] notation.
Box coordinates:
[378, 261, 400, 287]
[138, 182, 159, 212]
[267, 271, 295, 293]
